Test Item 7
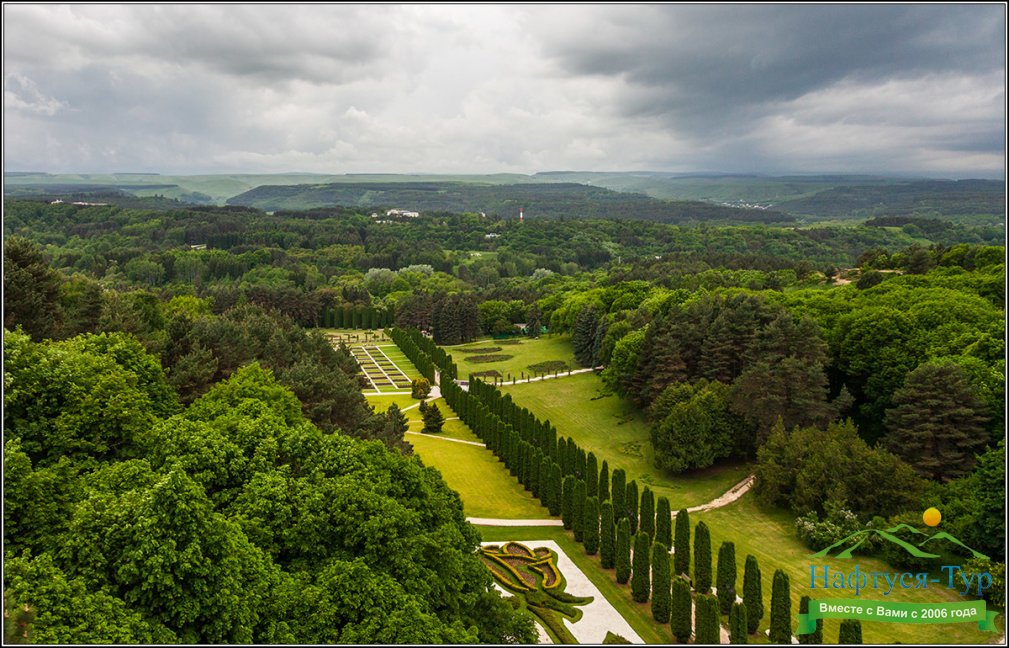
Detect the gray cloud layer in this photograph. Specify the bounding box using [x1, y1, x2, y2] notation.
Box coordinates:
[4, 4, 1005, 177]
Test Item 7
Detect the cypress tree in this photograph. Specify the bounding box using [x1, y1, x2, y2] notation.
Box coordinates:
[616, 518, 631, 584]
[674, 509, 691, 580]
[729, 601, 749, 644]
[626, 480, 639, 532]
[586, 452, 599, 500]
[769, 569, 792, 644]
[583, 496, 600, 555]
[640, 487, 655, 539]
[838, 619, 862, 644]
[576, 447, 587, 481]
[600, 500, 616, 569]
[743, 555, 764, 634]
[798, 596, 822, 644]
[632, 531, 652, 603]
[536, 455, 550, 503]
[548, 463, 563, 516]
[695, 594, 721, 644]
[694, 521, 712, 594]
[561, 475, 576, 529]
[671, 577, 692, 642]
[656, 496, 672, 549]
[612, 469, 626, 523]
[598, 460, 610, 502]
[717, 541, 737, 614]
[572, 479, 587, 542]
[651, 541, 671, 623]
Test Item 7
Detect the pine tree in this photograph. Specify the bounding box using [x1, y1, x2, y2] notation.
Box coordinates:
[838, 619, 862, 644]
[583, 496, 600, 554]
[674, 509, 691, 580]
[651, 541, 671, 623]
[573, 306, 601, 366]
[656, 496, 672, 549]
[421, 401, 445, 434]
[600, 500, 616, 569]
[798, 596, 822, 644]
[572, 479, 587, 542]
[561, 475, 576, 529]
[730, 601, 749, 644]
[616, 518, 631, 584]
[717, 542, 737, 614]
[632, 531, 652, 603]
[625, 480, 639, 532]
[695, 594, 721, 644]
[640, 487, 655, 539]
[884, 361, 990, 482]
[769, 569, 792, 644]
[612, 468, 626, 523]
[694, 521, 712, 594]
[598, 460, 610, 502]
[743, 554, 764, 634]
[671, 577, 692, 642]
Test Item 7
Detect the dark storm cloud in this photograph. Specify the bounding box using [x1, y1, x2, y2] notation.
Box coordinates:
[534, 4, 1004, 137]
[3, 4, 1005, 176]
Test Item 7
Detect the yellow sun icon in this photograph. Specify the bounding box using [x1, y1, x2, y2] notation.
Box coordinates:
[923, 507, 942, 527]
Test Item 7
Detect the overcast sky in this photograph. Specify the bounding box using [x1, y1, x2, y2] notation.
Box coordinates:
[3, 4, 1006, 177]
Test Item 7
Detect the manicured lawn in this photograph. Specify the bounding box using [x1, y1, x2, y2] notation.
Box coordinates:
[693, 492, 1003, 645]
[409, 400, 551, 519]
[477, 525, 674, 644]
[365, 393, 420, 414]
[502, 372, 752, 510]
[449, 335, 579, 381]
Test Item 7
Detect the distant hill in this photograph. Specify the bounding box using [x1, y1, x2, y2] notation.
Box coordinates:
[224, 181, 794, 224]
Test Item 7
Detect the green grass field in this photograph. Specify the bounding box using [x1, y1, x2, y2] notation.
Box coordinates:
[477, 525, 673, 644]
[501, 372, 751, 510]
[449, 335, 579, 382]
[692, 492, 1003, 645]
[406, 399, 551, 519]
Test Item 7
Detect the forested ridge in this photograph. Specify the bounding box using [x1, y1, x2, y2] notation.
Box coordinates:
[3, 195, 1005, 641]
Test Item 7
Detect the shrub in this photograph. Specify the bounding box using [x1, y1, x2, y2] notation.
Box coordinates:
[795, 504, 867, 551]
[961, 557, 1005, 608]
[694, 521, 712, 594]
[467, 354, 513, 363]
[411, 377, 431, 399]
[603, 631, 631, 644]
[717, 542, 737, 614]
[743, 555, 764, 634]
[632, 531, 651, 603]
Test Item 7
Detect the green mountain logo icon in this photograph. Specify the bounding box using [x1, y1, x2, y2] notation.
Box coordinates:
[809, 526, 990, 560]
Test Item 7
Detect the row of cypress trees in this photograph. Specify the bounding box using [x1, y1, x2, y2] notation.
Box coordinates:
[393, 329, 860, 644]
[319, 303, 394, 329]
